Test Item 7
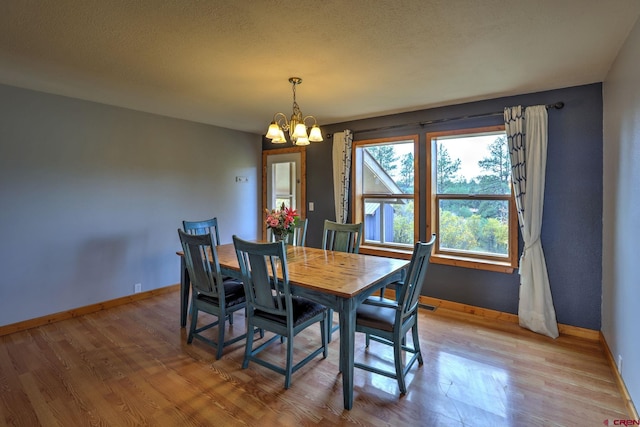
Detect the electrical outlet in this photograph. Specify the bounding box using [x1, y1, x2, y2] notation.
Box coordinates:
[134, 283, 142, 293]
[235, 176, 248, 183]
[309, 201, 315, 211]
[617, 355, 623, 373]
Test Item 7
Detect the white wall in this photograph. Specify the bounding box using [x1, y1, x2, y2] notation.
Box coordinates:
[603, 17, 640, 409]
[0, 84, 262, 326]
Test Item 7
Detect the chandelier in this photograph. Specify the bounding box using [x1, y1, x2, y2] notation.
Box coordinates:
[265, 77, 323, 146]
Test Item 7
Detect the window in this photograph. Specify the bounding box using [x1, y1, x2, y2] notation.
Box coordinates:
[353, 136, 418, 258]
[427, 126, 518, 271]
[351, 127, 517, 272]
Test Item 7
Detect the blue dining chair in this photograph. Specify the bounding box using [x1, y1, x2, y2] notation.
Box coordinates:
[182, 217, 236, 321]
[322, 220, 363, 341]
[354, 234, 436, 394]
[321, 220, 362, 254]
[178, 229, 250, 359]
[232, 236, 328, 389]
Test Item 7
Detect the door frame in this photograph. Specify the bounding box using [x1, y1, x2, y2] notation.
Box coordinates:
[262, 147, 306, 240]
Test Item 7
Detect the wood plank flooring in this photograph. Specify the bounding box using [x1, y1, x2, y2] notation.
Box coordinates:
[0, 291, 629, 426]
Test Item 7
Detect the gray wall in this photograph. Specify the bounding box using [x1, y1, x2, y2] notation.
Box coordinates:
[267, 83, 603, 331]
[603, 17, 640, 412]
[0, 84, 262, 326]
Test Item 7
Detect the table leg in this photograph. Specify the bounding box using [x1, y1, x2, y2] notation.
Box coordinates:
[180, 257, 189, 327]
[338, 298, 356, 410]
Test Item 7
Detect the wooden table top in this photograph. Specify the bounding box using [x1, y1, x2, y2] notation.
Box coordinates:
[215, 243, 409, 299]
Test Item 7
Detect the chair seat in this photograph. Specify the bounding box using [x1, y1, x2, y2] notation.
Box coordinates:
[356, 299, 398, 332]
[255, 296, 326, 327]
[197, 279, 246, 308]
[365, 295, 398, 304]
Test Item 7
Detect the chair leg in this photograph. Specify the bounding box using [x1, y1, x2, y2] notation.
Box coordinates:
[243, 318, 254, 369]
[228, 312, 234, 325]
[321, 313, 328, 358]
[284, 333, 294, 389]
[247, 308, 265, 339]
[412, 323, 423, 365]
[328, 309, 339, 342]
[394, 337, 407, 394]
[187, 304, 198, 344]
[216, 312, 225, 360]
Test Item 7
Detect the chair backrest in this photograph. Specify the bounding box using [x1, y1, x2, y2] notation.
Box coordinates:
[233, 236, 292, 322]
[269, 218, 308, 246]
[182, 217, 222, 246]
[397, 234, 436, 322]
[322, 220, 363, 253]
[178, 229, 224, 299]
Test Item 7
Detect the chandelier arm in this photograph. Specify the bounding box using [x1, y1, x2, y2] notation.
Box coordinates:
[301, 115, 318, 126]
[272, 112, 290, 130]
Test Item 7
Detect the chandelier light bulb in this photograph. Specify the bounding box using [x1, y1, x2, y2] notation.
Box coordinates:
[266, 122, 282, 140]
[292, 123, 308, 140]
[309, 125, 323, 142]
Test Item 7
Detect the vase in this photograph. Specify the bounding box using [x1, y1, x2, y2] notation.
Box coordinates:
[272, 229, 288, 243]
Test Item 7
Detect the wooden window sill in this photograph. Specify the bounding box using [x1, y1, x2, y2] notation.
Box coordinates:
[360, 245, 413, 260]
[360, 245, 516, 273]
[431, 254, 516, 273]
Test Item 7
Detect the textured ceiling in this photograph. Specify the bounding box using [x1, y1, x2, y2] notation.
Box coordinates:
[1, 1, 639, 134]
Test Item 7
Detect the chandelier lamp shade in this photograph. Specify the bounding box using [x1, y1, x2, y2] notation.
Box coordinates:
[265, 77, 323, 146]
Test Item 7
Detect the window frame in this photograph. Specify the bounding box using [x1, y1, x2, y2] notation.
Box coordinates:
[426, 125, 518, 273]
[352, 135, 419, 259]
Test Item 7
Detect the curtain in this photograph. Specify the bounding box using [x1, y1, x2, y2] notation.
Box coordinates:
[504, 105, 559, 339]
[332, 130, 353, 223]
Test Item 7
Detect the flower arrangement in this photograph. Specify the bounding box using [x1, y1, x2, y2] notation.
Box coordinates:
[265, 202, 299, 241]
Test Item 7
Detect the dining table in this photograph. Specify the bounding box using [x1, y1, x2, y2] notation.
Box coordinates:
[177, 242, 409, 410]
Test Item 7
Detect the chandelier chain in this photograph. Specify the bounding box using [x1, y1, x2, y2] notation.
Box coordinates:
[291, 80, 301, 117]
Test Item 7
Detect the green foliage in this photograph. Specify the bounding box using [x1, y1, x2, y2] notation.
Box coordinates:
[439, 211, 508, 255]
[392, 201, 414, 244]
[439, 211, 477, 250]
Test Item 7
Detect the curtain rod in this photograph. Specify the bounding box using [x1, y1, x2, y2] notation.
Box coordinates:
[336, 102, 564, 137]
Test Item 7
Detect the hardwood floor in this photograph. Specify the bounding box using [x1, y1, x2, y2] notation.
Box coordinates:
[0, 291, 629, 426]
